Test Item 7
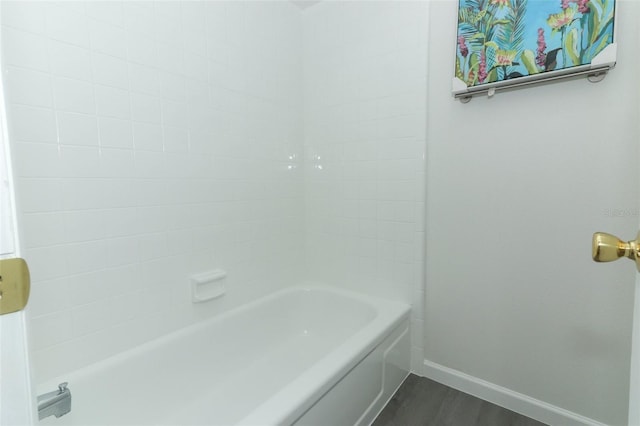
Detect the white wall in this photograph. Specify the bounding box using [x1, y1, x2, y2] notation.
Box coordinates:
[425, 1, 638, 424]
[1, 0, 304, 383]
[302, 0, 429, 372]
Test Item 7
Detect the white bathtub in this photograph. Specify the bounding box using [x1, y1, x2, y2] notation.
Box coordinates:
[39, 286, 410, 426]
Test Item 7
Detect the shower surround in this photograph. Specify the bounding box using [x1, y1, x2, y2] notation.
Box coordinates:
[1, 0, 427, 385]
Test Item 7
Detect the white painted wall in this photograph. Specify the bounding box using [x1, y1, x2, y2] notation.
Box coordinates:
[1, 0, 304, 383]
[302, 0, 429, 372]
[425, 1, 638, 424]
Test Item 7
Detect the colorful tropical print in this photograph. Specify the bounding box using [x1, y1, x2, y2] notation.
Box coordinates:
[456, 0, 615, 87]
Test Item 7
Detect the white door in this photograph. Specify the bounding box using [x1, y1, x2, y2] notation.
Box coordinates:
[0, 47, 34, 424]
[594, 233, 640, 425]
[0, 313, 34, 425]
[631, 279, 640, 425]
[624, 18, 639, 426]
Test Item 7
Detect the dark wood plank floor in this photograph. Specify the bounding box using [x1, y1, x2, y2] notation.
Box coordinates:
[373, 374, 548, 426]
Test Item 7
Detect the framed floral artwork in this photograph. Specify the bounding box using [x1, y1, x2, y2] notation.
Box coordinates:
[452, 0, 617, 98]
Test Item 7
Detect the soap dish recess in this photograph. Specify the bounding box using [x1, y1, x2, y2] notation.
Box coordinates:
[191, 269, 226, 303]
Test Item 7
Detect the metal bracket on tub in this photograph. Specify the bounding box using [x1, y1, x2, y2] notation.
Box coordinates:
[37, 382, 72, 420]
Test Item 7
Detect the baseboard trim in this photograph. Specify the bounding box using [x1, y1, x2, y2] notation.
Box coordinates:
[422, 359, 607, 426]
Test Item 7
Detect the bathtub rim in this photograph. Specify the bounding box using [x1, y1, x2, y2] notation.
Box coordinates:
[238, 316, 410, 426]
[237, 289, 410, 425]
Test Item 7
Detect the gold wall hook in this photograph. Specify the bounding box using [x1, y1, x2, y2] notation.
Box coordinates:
[592, 232, 640, 271]
[0, 258, 30, 315]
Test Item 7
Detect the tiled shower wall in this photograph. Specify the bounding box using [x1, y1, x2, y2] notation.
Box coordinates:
[2, 1, 304, 381]
[302, 2, 428, 372]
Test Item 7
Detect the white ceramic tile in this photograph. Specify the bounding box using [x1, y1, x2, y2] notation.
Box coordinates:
[393, 222, 416, 244]
[24, 245, 68, 282]
[133, 122, 163, 151]
[1, 1, 47, 34]
[65, 270, 109, 307]
[378, 159, 420, 180]
[187, 104, 217, 135]
[89, 19, 127, 59]
[12, 142, 61, 178]
[102, 207, 139, 238]
[181, 2, 206, 33]
[138, 233, 168, 262]
[45, 4, 89, 48]
[65, 240, 107, 275]
[114, 290, 144, 323]
[185, 81, 210, 108]
[17, 178, 62, 213]
[63, 210, 107, 243]
[98, 117, 134, 149]
[99, 148, 135, 178]
[183, 52, 209, 83]
[5, 67, 52, 108]
[49, 1, 86, 15]
[92, 53, 129, 90]
[71, 300, 113, 337]
[94, 85, 130, 120]
[155, 14, 183, 47]
[126, 32, 157, 67]
[377, 179, 417, 202]
[163, 126, 189, 153]
[57, 112, 99, 147]
[102, 179, 138, 208]
[60, 179, 105, 210]
[396, 241, 414, 264]
[378, 138, 421, 160]
[1, 27, 49, 71]
[183, 28, 208, 57]
[8, 105, 57, 143]
[86, 1, 124, 28]
[21, 212, 65, 249]
[154, 1, 181, 20]
[167, 229, 192, 255]
[105, 236, 139, 268]
[135, 179, 166, 207]
[53, 76, 95, 114]
[136, 206, 167, 234]
[158, 71, 186, 101]
[187, 131, 213, 155]
[58, 145, 100, 178]
[101, 264, 144, 297]
[29, 310, 74, 351]
[397, 201, 418, 223]
[28, 279, 71, 317]
[128, 62, 160, 96]
[157, 42, 184, 76]
[48, 40, 92, 81]
[208, 60, 228, 87]
[123, 2, 155, 37]
[161, 99, 188, 128]
[131, 93, 161, 124]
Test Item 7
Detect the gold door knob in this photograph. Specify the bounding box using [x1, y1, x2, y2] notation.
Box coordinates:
[0, 258, 30, 315]
[592, 232, 640, 271]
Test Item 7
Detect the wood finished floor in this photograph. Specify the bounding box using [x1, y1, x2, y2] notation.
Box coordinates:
[373, 374, 548, 426]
